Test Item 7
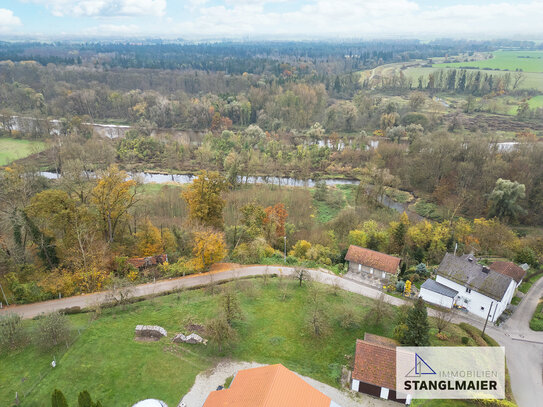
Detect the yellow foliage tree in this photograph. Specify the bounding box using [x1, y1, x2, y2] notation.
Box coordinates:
[182, 171, 228, 229]
[135, 219, 163, 256]
[91, 165, 138, 243]
[289, 240, 311, 259]
[190, 230, 226, 272]
[404, 280, 412, 297]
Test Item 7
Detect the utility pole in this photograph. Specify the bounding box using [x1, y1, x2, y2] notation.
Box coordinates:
[284, 236, 287, 263]
[482, 301, 493, 337]
[0, 281, 9, 307]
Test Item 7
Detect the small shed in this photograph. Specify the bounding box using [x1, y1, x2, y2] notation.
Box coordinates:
[419, 279, 458, 308]
[345, 245, 401, 281]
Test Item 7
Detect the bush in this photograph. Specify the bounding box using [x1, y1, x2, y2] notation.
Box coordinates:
[35, 312, 71, 351]
[396, 280, 405, 292]
[0, 313, 27, 351]
[461, 336, 469, 345]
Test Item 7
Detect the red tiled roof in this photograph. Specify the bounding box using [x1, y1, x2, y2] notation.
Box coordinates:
[126, 254, 167, 269]
[353, 337, 397, 390]
[363, 332, 398, 348]
[345, 245, 401, 274]
[489, 261, 527, 284]
[203, 364, 331, 407]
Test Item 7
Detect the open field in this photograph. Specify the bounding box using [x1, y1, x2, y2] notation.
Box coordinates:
[0, 138, 46, 166]
[434, 50, 543, 73]
[0, 278, 502, 407]
[403, 66, 543, 91]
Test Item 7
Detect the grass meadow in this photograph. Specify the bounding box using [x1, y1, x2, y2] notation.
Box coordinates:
[434, 50, 543, 73]
[0, 138, 46, 166]
[0, 278, 506, 407]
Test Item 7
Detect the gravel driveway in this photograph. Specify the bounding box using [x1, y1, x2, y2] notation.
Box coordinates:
[178, 360, 397, 407]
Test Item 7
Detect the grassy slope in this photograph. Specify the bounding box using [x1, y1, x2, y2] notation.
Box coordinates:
[0, 138, 46, 166]
[434, 51, 543, 73]
[0, 279, 499, 407]
[530, 301, 543, 331]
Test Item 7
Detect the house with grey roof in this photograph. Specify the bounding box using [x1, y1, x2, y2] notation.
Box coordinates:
[419, 253, 516, 322]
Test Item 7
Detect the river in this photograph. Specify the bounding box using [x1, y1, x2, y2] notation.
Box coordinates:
[39, 171, 423, 220]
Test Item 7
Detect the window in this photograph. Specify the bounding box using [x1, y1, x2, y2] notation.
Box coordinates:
[465, 287, 471, 293]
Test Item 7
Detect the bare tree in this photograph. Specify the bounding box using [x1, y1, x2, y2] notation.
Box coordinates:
[365, 293, 391, 326]
[105, 278, 135, 310]
[221, 288, 242, 325]
[294, 267, 311, 287]
[307, 285, 328, 336]
[205, 316, 237, 352]
[434, 305, 454, 333]
[512, 71, 526, 90]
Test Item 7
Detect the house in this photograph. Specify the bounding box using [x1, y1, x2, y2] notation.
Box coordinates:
[351, 333, 411, 405]
[202, 364, 342, 407]
[419, 253, 516, 322]
[345, 245, 401, 281]
[488, 261, 527, 287]
[127, 254, 168, 270]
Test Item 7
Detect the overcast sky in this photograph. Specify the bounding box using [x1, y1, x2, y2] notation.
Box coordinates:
[0, 0, 542, 40]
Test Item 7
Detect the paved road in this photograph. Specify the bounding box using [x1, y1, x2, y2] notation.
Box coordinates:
[1, 265, 541, 406]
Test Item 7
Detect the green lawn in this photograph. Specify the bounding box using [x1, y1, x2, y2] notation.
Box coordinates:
[518, 271, 543, 294]
[404, 67, 543, 91]
[0, 137, 46, 166]
[0, 278, 508, 407]
[434, 51, 543, 73]
[506, 95, 543, 115]
[530, 300, 543, 331]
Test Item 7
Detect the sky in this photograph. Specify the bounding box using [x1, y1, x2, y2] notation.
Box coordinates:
[0, 0, 542, 40]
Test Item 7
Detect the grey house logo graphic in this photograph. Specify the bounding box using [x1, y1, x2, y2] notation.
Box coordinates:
[405, 353, 436, 377]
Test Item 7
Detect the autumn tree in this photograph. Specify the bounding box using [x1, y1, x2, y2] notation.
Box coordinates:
[264, 203, 288, 246]
[182, 171, 228, 228]
[190, 230, 226, 272]
[91, 165, 138, 243]
[135, 219, 163, 256]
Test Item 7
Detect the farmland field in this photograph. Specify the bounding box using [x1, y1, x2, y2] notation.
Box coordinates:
[0, 138, 46, 166]
[434, 50, 543, 73]
[404, 66, 543, 91]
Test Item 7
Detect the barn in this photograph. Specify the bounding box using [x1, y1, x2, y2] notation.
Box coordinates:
[345, 245, 401, 282]
[351, 333, 411, 405]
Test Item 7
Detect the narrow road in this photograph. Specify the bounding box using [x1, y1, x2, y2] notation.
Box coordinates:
[1, 265, 541, 407]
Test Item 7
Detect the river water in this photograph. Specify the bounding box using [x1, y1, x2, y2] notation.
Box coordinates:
[39, 171, 423, 220]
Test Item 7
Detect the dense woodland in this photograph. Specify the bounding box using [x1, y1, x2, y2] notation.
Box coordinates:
[0, 40, 542, 305]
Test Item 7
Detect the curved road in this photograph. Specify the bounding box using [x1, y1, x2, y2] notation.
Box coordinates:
[1, 265, 541, 407]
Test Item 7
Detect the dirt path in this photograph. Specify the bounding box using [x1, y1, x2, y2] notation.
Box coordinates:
[178, 361, 397, 407]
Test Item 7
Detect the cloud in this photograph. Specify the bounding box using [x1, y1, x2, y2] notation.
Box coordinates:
[0, 8, 22, 32]
[175, 0, 543, 38]
[29, 0, 167, 17]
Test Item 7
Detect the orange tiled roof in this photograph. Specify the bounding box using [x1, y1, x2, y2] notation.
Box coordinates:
[353, 337, 397, 390]
[488, 261, 527, 284]
[202, 364, 331, 407]
[345, 245, 401, 274]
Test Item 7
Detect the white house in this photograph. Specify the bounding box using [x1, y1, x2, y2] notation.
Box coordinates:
[419, 253, 517, 322]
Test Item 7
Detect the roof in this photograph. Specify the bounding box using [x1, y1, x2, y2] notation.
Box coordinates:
[489, 261, 527, 284]
[421, 278, 459, 298]
[345, 245, 401, 274]
[202, 364, 331, 407]
[437, 253, 514, 301]
[353, 336, 397, 390]
[363, 332, 398, 348]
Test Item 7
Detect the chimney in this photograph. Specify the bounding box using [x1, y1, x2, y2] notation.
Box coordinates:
[482, 266, 490, 274]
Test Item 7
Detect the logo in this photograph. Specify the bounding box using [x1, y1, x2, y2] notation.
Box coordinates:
[405, 353, 436, 377]
[396, 347, 505, 399]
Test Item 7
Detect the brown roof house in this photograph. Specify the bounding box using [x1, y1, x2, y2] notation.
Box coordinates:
[203, 364, 342, 407]
[345, 245, 401, 282]
[351, 333, 411, 404]
[488, 261, 527, 286]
